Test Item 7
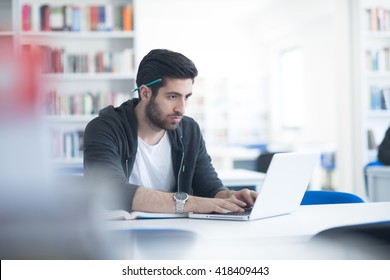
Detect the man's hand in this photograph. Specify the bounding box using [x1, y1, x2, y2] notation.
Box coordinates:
[231, 188, 257, 207]
[185, 188, 259, 214]
[216, 188, 258, 208]
[131, 187, 257, 214]
[185, 196, 246, 214]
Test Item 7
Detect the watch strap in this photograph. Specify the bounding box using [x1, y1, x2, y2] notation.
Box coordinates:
[176, 200, 185, 214]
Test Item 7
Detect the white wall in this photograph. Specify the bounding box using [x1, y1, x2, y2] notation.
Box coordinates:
[135, 0, 264, 77]
[254, 0, 353, 192]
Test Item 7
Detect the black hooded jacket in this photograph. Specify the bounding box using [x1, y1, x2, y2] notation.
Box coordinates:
[83, 98, 226, 212]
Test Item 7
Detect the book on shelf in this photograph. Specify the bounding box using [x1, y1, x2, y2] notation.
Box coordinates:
[71, 6, 81, 32]
[31, 3, 133, 32]
[98, 6, 106, 31]
[383, 88, 390, 109]
[40, 4, 50, 31]
[50, 129, 84, 160]
[105, 4, 114, 31]
[122, 5, 133, 31]
[50, 5, 64, 31]
[105, 210, 188, 220]
[22, 4, 31, 31]
[29, 44, 134, 74]
[366, 7, 390, 32]
[370, 86, 390, 110]
[370, 86, 382, 110]
[366, 48, 390, 72]
[367, 129, 377, 150]
[63, 5, 73, 31]
[43, 89, 129, 116]
[89, 6, 99, 31]
[370, 7, 378, 31]
[115, 6, 122, 31]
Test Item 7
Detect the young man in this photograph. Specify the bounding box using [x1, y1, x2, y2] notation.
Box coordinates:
[83, 49, 257, 214]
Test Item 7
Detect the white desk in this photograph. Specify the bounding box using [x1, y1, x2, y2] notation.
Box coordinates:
[218, 169, 265, 191]
[209, 147, 259, 170]
[105, 202, 390, 259]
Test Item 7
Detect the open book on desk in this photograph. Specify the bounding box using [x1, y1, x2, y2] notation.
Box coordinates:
[105, 210, 188, 220]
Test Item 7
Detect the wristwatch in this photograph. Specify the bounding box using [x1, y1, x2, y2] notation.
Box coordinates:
[173, 192, 189, 214]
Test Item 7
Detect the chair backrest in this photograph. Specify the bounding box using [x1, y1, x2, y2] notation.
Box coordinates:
[300, 190, 364, 205]
[255, 152, 279, 173]
[364, 160, 384, 196]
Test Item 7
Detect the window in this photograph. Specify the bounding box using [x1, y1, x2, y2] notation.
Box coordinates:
[280, 48, 304, 129]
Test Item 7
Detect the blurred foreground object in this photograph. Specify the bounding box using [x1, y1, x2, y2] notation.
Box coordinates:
[0, 49, 116, 259]
[0, 47, 40, 120]
[310, 222, 390, 259]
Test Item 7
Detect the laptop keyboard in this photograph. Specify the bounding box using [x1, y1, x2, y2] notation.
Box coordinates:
[217, 207, 253, 216]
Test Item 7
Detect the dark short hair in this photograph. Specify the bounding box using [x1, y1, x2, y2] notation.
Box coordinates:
[135, 49, 198, 95]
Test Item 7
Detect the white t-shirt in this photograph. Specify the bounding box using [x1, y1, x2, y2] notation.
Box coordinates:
[129, 132, 175, 192]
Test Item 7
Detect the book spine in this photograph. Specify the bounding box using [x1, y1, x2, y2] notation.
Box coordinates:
[103, 52, 112, 72]
[371, 8, 378, 32]
[88, 51, 94, 73]
[115, 6, 122, 31]
[370, 86, 382, 110]
[22, 4, 31, 31]
[40, 5, 51, 31]
[50, 5, 64, 31]
[98, 5, 105, 31]
[81, 6, 90, 32]
[93, 93, 100, 114]
[90, 6, 98, 31]
[122, 5, 133, 31]
[96, 51, 103, 72]
[63, 5, 72, 31]
[105, 4, 113, 31]
[84, 93, 93, 115]
[367, 129, 377, 150]
[72, 6, 81, 31]
[78, 130, 84, 154]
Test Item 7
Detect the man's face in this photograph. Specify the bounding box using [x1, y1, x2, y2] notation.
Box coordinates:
[145, 78, 193, 131]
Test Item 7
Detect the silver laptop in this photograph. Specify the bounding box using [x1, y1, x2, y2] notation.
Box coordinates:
[189, 152, 319, 221]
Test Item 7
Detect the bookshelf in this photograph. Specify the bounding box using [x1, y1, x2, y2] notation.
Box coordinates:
[11, 0, 137, 167]
[357, 0, 390, 167]
[351, 0, 390, 195]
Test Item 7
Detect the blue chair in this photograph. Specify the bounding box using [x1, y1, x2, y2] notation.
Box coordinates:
[301, 190, 364, 205]
[53, 166, 84, 176]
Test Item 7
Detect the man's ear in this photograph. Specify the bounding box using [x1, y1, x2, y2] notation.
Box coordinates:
[139, 85, 151, 101]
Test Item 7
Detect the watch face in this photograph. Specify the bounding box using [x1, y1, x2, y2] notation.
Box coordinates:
[175, 192, 188, 201]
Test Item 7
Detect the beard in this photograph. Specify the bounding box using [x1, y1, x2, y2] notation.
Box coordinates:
[145, 96, 182, 131]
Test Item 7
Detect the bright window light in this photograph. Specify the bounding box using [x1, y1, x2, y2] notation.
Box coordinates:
[280, 48, 304, 129]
